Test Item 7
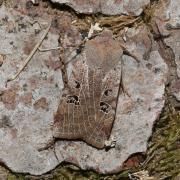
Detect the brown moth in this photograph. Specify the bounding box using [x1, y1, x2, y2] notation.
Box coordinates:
[53, 31, 123, 149]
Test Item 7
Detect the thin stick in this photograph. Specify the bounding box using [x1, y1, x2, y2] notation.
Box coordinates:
[7, 21, 51, 82]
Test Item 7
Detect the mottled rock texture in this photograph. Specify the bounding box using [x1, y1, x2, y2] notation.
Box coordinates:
[51, 0, 150, 15]
[0, 0, 174, 176]
[151, 0, 180, 101]
[162, 0, 180, 101]
[0, 6, 61, 175]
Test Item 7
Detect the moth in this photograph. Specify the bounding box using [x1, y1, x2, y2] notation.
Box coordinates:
[53, 31, 123, 149]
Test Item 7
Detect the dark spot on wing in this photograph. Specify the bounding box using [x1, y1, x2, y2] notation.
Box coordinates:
[100, 101, 111, 114]
[67, 95, 80, 105]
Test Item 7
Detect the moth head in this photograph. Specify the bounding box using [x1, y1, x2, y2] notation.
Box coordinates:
[84, 31, 123, 73]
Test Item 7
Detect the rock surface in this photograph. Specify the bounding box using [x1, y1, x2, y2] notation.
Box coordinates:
[51, 0, 150, 16]
[163, 0, 180, 101]
[152, 0, 180, 101]
[0, 0, 171, 176]
[0, 5, 61, 175]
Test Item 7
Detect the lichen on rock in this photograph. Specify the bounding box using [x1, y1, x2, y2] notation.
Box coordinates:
[0, 0, 179, 178]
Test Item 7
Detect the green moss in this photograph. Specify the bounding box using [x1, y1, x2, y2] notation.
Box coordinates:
[142, 104, 180, 179]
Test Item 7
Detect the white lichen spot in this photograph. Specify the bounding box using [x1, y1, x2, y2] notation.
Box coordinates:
[88, 23, 103, 39]
[104, 135, 116, 148]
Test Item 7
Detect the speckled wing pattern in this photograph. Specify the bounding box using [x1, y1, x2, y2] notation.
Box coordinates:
[53, 31, 123, 149]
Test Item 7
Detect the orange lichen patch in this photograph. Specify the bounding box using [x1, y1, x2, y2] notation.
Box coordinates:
[19, 92, 32, 106]
[123, 154, 144, 169]
[0, 85, 20, 110]
[45, 59, 61, 70]
[28, 75, 41, 90]
[23, 38, 36, 55]
[33, 97, 49, 110]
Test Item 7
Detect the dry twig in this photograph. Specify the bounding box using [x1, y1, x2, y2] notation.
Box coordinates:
[7, 21, 51, 82]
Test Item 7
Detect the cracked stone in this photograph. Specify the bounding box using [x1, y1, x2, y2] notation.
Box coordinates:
[0, 2, 168, 176]
[163, 0, 180, 101]
[152, 0, 180, 101]
[0, 85, 20, 110]
[50, 0, 150, 16]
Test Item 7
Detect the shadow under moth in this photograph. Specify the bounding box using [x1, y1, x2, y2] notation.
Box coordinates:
[53, 31, 123, 149]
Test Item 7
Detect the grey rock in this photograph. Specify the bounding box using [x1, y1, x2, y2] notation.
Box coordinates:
[51, 0, 150, 16]
[164, 0, 180, 101]
[163, 0, 180, 78]
[0, 6, 60, 175]
[152, 0, 180, 101]
[0, 4, 168, 175]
